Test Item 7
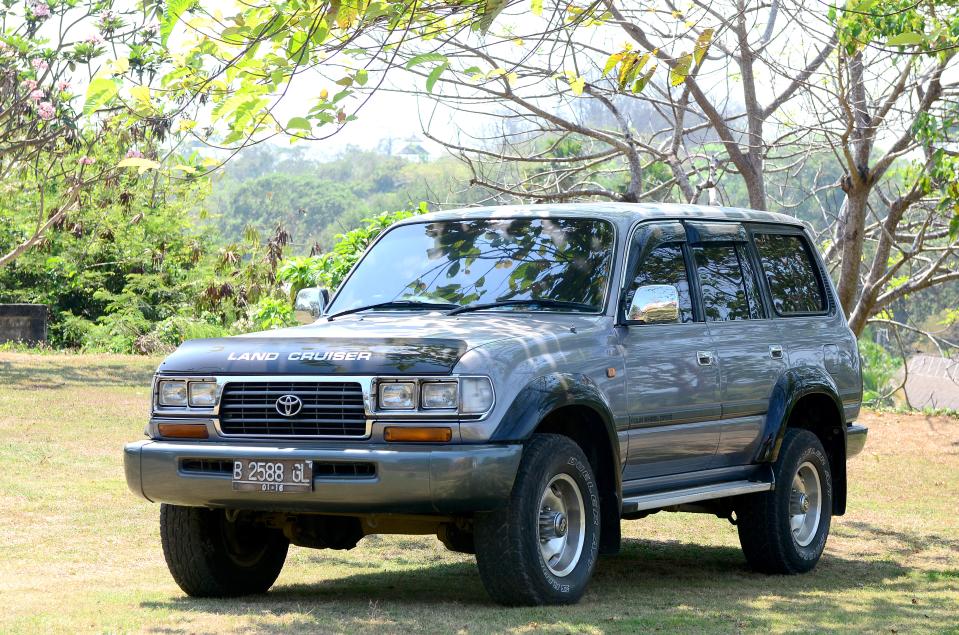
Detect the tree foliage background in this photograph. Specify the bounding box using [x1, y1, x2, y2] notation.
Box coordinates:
[1, 0, 957, 384]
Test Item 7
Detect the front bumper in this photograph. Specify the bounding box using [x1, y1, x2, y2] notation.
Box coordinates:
[847, 423, 868, 458]
[123, 439, 522, 514]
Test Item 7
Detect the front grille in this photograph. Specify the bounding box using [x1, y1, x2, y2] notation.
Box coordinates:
[219, 382, 367, 437]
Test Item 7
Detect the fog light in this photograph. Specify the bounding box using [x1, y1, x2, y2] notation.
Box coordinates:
[188, 381, 217, 407]
[384, 427, 452, 442]
[158, 380, 188, 407]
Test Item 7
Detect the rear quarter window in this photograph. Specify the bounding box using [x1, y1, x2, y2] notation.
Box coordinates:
[753, 233, 827, 315]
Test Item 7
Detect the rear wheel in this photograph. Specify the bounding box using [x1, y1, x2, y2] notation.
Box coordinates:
[474, 434, 600, 605]
[160, 504, 289, 597]
[737, 428, 833, 574]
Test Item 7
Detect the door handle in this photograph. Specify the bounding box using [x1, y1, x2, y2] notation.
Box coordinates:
[696, 350, 714, 366]
[769, 345, 784, 360]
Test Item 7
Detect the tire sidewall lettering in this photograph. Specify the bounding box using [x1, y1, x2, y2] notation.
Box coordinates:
[538, 454, 600, 594]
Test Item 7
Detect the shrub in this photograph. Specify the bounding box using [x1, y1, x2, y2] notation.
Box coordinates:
[859, 338, 902, 407]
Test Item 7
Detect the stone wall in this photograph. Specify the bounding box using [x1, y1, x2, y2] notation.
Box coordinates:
[0, 304, 47, 345]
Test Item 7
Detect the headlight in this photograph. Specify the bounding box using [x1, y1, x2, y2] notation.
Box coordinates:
[158, 380, 188, 407]
[379, 382, 416, 410]
[188, 381, 217, 407]
[461, 377, 494, 414]
[421, 382, 458, 409]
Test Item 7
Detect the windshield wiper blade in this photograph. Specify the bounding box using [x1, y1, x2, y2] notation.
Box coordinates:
[326, 300, 458, 321]
[448, 299, 597, 316]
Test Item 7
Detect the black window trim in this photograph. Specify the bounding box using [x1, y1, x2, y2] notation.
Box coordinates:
[690, 240, 764, 323]
[619, 220, 702, 325]
[747, 225, 833, 318]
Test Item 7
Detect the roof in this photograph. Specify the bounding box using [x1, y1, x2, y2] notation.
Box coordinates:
[409, 203, 806, 228]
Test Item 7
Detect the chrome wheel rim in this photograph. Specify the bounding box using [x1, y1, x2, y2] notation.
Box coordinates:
[789, 461, 822, 547]
[538, 473, 585, 577]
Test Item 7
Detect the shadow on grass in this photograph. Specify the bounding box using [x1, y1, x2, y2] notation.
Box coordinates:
[139, 537, 949, 633]
[0, 358, 155, 389]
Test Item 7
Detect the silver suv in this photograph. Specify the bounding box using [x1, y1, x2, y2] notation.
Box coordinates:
[124, 203, 867, 606]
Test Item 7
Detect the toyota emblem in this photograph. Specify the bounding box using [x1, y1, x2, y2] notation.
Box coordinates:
[275, 394, 303, 417]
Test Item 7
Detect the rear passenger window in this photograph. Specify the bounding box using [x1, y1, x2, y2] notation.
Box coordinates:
[753, 234, 826, 314]
[627, 243, 694, 323]
[693, 244, 762, 321]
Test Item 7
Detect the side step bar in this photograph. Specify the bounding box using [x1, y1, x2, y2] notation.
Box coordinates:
[622, 480, 773, 515]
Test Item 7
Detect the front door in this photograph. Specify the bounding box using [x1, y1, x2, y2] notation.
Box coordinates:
[619, 222, 722, 481]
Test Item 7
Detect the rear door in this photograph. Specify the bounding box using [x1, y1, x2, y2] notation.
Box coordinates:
[620, 221, 722, 480]
[685, 222, 784, 468]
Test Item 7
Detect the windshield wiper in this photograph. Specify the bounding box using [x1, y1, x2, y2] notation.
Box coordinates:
[326, 300, 458, 321]
[448, 299, 597, 316]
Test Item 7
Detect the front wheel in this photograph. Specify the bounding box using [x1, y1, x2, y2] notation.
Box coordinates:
[474, 434, 601, 606]
[737, 428, 833, 574]
[160, 504, 289, 597]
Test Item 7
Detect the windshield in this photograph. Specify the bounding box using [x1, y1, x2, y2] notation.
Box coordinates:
[327, 217, 615, 315]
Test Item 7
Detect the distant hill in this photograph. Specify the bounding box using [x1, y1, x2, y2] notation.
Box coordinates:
[203, 145, 486, 253]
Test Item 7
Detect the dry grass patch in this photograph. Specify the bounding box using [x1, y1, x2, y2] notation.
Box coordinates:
[1, 352, 957, 633]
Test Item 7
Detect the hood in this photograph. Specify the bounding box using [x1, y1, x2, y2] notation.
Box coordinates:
[157, 312, 602, 376]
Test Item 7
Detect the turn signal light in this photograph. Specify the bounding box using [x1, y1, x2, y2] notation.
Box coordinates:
[157, 423, 209, 439]
[383, 426, 452, 443]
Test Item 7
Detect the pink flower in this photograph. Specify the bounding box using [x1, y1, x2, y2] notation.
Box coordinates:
[56, 80, 71, 92]
[37, 101, 55, 121]
[78, 156, 96, 166]
[31, 58, 49, 72]
[125, 149, 144, 159]
[29, 89, 44, 102]
[85, 34, 104, 45]
[22, 79, 38, 92]
[29, 3, 51, 19]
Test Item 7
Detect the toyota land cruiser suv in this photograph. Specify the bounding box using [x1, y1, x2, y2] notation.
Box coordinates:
[124, 203, 867, 606]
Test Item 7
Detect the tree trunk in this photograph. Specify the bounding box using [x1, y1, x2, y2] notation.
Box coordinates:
[835, 188, 868, 321]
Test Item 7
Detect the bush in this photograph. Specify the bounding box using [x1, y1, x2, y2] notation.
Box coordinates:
[276, 203, 428, 296]
[859, 339, 902, 407]
[135, 315, 229, 354]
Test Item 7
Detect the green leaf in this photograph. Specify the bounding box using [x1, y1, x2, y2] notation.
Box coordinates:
[83, 77, 119, 115]
[886, 32, 925, 46]
[694, 28, 713, 66]
[632, 65, 657, 93]
[603, 53, 623, 76]
[355, 69, 369, 86]
[286, 116, 312, 131]
[532, 0, 543, 16]
[477, 0, 507, 33]
[426, 62, 448, 93]
[405, 53, 448, 69]
[669, 53, 692, 87]
[161, 0, 192, 47]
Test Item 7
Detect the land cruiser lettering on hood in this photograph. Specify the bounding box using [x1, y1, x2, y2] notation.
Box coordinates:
[226, 351, 373, 361]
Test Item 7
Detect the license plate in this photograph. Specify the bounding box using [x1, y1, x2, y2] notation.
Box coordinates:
[232, 459, 313, 493]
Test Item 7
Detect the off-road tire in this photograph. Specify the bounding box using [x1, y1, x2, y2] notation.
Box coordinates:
[474, 434, 601, 606]
[160, 504, 289, 597]
[737, 428, 833, 574]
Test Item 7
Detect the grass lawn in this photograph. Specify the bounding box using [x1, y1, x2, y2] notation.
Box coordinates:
[1, 351, 958, 634]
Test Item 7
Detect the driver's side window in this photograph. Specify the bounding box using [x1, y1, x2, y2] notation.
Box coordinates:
[625, 243, 695, 323]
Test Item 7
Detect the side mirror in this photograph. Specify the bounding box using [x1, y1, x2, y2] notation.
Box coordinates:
[626, 284, 680, 324]
[294, 287, 329, 324]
